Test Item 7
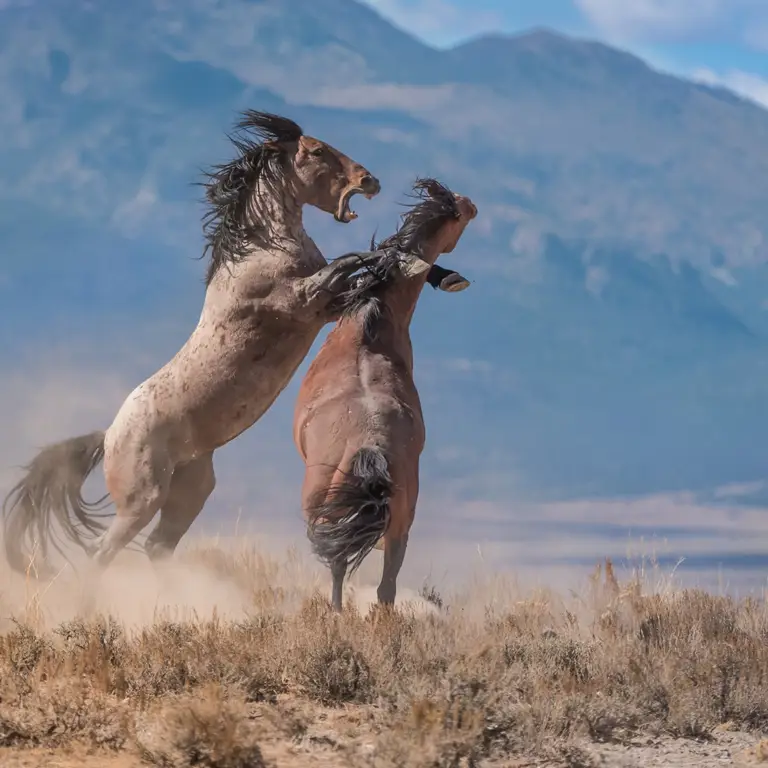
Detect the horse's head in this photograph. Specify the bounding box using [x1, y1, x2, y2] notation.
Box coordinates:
[417, 179, 477, 255]
[376, 179, 477, 262]
[288, 134, 381, 223]
[201, 110, 381, 285]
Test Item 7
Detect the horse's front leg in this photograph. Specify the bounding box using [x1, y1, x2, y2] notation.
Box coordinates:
[298, 250, 430, 309]
[426, 263, 471, 293]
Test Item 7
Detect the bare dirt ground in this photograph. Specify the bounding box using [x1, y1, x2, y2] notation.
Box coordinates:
[0, 540, 766, 767]
[0, 720, 763, 767]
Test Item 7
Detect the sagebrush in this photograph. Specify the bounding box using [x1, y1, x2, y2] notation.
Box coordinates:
[1, 546, 767, 767]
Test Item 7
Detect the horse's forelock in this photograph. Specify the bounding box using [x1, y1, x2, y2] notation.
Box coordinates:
[333, 178, 460, 339]
[234, 110, 303, 144]
[376, 177, 459, 254]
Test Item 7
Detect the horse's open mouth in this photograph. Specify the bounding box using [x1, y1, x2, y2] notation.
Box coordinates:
[336, 186, 373, 223]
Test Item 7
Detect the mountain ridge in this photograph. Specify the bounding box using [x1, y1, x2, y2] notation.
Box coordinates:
[0, 0, 767, 501]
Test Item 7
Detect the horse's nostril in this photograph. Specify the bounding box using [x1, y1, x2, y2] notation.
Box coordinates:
[360, 175, 380, 195]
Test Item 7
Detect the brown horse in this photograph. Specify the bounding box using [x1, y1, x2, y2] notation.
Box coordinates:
[1, 110, 434, 579]
[293, 179, 477, 611]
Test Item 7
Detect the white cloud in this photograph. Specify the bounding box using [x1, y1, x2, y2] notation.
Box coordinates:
[575, 0, 768, 44]
[585, 264, 609, 296]
[111, 181, 160, 237]
[443, 357, 494, 374]
[362, 0, 501, 47]
[709, 266, 738, 287]
[692, 67, 768, 108]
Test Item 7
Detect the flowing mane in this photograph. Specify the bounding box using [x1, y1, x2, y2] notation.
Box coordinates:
[200, 110, 303, 285]
[376, 178, 460, 255]
[333, 178, 460, 339]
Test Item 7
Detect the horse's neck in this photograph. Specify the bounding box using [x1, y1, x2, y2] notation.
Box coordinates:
[379, 252, 438, 332]
[369, 239, 447, 359]
[357, 293, 419, 372]
[256, 183, 304, 240]
[381, 284, 423, 336]
[253, 190, 326, 272]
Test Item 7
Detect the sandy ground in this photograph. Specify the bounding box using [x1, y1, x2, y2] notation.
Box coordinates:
[0, 730, 764, 767]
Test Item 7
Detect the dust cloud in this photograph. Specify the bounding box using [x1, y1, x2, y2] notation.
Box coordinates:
[0, 537, 446, 633]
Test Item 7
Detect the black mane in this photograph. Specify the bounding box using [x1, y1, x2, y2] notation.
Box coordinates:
[333, 178, 460, 339]
[376, 178, 460, 255]
[200, 110, 303, 285]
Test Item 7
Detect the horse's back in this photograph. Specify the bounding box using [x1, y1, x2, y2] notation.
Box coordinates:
[296, 324, 424, 472]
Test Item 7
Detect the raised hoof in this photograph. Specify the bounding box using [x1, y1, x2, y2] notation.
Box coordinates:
[439, 273, 470, 292]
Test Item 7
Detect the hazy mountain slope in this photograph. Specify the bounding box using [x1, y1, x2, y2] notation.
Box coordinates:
[1, 0, 767, 500]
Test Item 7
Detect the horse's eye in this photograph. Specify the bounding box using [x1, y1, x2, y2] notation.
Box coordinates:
[309, 146, 324, 157]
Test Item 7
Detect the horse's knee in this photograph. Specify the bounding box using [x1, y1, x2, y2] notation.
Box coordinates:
[174, 455, 216, 504]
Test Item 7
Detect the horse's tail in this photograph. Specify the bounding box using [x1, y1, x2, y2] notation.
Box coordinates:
[2, 431, 109, 576]
[307, 446, 392, 575]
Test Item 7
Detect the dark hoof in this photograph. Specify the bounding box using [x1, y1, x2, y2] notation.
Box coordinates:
[439, 273, 470, 292]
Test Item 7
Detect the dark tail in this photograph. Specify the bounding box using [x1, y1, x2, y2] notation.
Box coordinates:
[2, 431, 109, 576]
[307, 446, 392, 575]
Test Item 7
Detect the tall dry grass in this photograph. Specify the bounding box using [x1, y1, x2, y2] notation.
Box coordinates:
[0, 542, 767, 767]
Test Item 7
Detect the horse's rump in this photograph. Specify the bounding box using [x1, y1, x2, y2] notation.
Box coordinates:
[306, 446, 392, 574]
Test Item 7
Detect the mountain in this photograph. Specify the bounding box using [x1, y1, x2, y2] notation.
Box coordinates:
[1, 0, 768, 502]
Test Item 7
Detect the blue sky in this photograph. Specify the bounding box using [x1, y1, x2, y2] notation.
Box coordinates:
[362, 0, 768, 107]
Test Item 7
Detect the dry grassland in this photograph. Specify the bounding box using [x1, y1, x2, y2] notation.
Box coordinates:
[0, 541, 766, 767]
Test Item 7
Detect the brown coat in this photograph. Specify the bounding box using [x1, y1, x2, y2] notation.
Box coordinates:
[293, 180, 478, 610]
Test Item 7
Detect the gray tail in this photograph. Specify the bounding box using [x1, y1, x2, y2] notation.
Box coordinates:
[2, 431, 109, 576]
[307, 446, 392, 575]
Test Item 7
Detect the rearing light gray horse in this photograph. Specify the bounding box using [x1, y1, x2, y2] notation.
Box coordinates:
[2, 110, 431, 578]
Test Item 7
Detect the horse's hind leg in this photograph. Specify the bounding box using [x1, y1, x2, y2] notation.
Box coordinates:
[78, 440, 173, 615]
[144, 453, 215, 562]
[377, 480, 415, 606]
[377, 531, 409, 605]
[331, 558, 347, 612]
[91, 442, 174, 570]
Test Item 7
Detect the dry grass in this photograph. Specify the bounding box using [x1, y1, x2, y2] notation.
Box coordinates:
[0, 544, 767, 767]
